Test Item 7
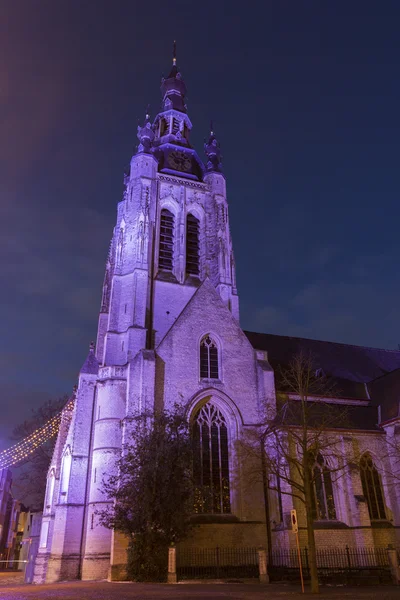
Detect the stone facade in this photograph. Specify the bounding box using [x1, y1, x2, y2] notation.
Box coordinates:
[33, 57, 400, 583]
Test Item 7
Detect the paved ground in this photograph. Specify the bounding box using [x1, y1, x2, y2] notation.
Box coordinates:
[0, 575, 399, 600]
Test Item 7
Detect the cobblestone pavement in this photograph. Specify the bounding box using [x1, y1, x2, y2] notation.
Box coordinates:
[0, 580, 399, 600]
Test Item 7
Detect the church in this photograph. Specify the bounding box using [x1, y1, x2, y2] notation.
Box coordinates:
[33, 54, 400, 583]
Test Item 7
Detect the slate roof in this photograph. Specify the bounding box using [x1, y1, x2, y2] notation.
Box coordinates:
[275, 399, 381, 432]
[243, 331, 400, 430]
[245, 331, 400, 402]
[368, 368, 400, 423]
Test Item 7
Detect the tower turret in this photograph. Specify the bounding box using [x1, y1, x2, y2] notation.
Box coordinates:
[136, 107, 155, 154]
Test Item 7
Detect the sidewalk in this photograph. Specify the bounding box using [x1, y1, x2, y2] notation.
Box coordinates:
[1, 580, 400, 600]
[0, 570, 25, 586]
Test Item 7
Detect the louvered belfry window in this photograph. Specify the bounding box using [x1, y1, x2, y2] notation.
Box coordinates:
[200, 336, 219, 379]
[159, 209, 174, 271]
[172, 117, 180, 134]
[186, 214, 200, 275]
[360, 453, 386, 520]
[193, 402, 231, 514]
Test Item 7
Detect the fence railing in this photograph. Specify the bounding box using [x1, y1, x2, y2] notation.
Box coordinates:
[272, 546, 390, 569]
[270, 546, 393, 583]
[177, 546, 259, 580]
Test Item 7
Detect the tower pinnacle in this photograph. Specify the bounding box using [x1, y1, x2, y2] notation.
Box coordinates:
[137, 106, 154, 153]
[204, 124, 223, 173]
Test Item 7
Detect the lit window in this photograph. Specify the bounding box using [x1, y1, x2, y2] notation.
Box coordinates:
[200, 336, 219, 379]
[360, 453, 386, 520]
[39, 521, 49, 548]
[159, 209, 174, 271]
[309, 453, 336, 520]
[186, 214, 200, 276]
[193, 402, 230, 514]
[59, 447, 72, 503]
[45, 470, 55, 514]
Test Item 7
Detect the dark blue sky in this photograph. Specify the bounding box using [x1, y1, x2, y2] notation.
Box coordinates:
[1, 1, 400, 447]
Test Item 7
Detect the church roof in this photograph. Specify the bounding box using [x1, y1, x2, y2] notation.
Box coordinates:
[275, 399, 382, 432]
[245, 331, 400, 401]
[368, 368, 400, 423]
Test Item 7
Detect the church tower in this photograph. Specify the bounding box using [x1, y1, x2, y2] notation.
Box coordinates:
[97, 47, 239, 368]
[35, 51, 270, 584]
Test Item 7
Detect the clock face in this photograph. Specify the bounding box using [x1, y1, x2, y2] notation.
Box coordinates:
[168, 150, 192, 172]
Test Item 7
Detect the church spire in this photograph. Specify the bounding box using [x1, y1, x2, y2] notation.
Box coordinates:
[160, 40, 187, 113]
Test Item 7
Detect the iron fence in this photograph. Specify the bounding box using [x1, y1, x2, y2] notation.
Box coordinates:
[177, 546, 259, 580]
[270, 546, 392, 584]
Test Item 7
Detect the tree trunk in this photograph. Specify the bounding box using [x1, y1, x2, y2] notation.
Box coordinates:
[303, 463, 319, 593]
[260, 439, 273, 564]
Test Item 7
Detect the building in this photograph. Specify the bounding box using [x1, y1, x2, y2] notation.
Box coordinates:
[0, 468, 13, 561]
[0, 468, 27, 569]
[20, 511, 42, 583]
[33, 55, 400, 584]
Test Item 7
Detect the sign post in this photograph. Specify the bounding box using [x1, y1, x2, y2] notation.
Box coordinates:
[291, 509, 304, 593]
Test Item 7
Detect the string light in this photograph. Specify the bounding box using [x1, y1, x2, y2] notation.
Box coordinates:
[0, 397, 75, 469]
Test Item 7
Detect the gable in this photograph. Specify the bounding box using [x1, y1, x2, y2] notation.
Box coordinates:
[157, 278, 252, 356]
[155, 279, 263, 423]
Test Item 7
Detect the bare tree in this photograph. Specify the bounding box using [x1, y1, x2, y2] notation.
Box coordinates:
[377, 426, 400, 484]
[242, 351, 350, 594]
[10, 396, 68, 509]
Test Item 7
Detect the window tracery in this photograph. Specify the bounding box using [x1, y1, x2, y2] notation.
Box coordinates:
[309, 452, 336, 520]
[159, 209, 174, 271]
[200, 336, 219, 379]
[193, 402, 231, 514]
[186, 213, 200, 276]
[360, 453, 386, 520]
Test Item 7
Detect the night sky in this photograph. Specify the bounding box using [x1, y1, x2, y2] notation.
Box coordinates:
[1, 1, 400, 449]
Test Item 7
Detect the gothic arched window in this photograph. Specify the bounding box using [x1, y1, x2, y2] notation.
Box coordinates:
[309, 453, 336, 520]
[193, 402, 231, 514]
[59, 447, 72, 504]
[360, 453, 386, 520]
[186, 214, 200, 276]
[159, 209, 174, 271]
[45, 469, 56, 514]
[200, 336, 219, 379]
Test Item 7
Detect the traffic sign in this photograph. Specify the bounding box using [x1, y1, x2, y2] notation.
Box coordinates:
[291, 509, 298, 533]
